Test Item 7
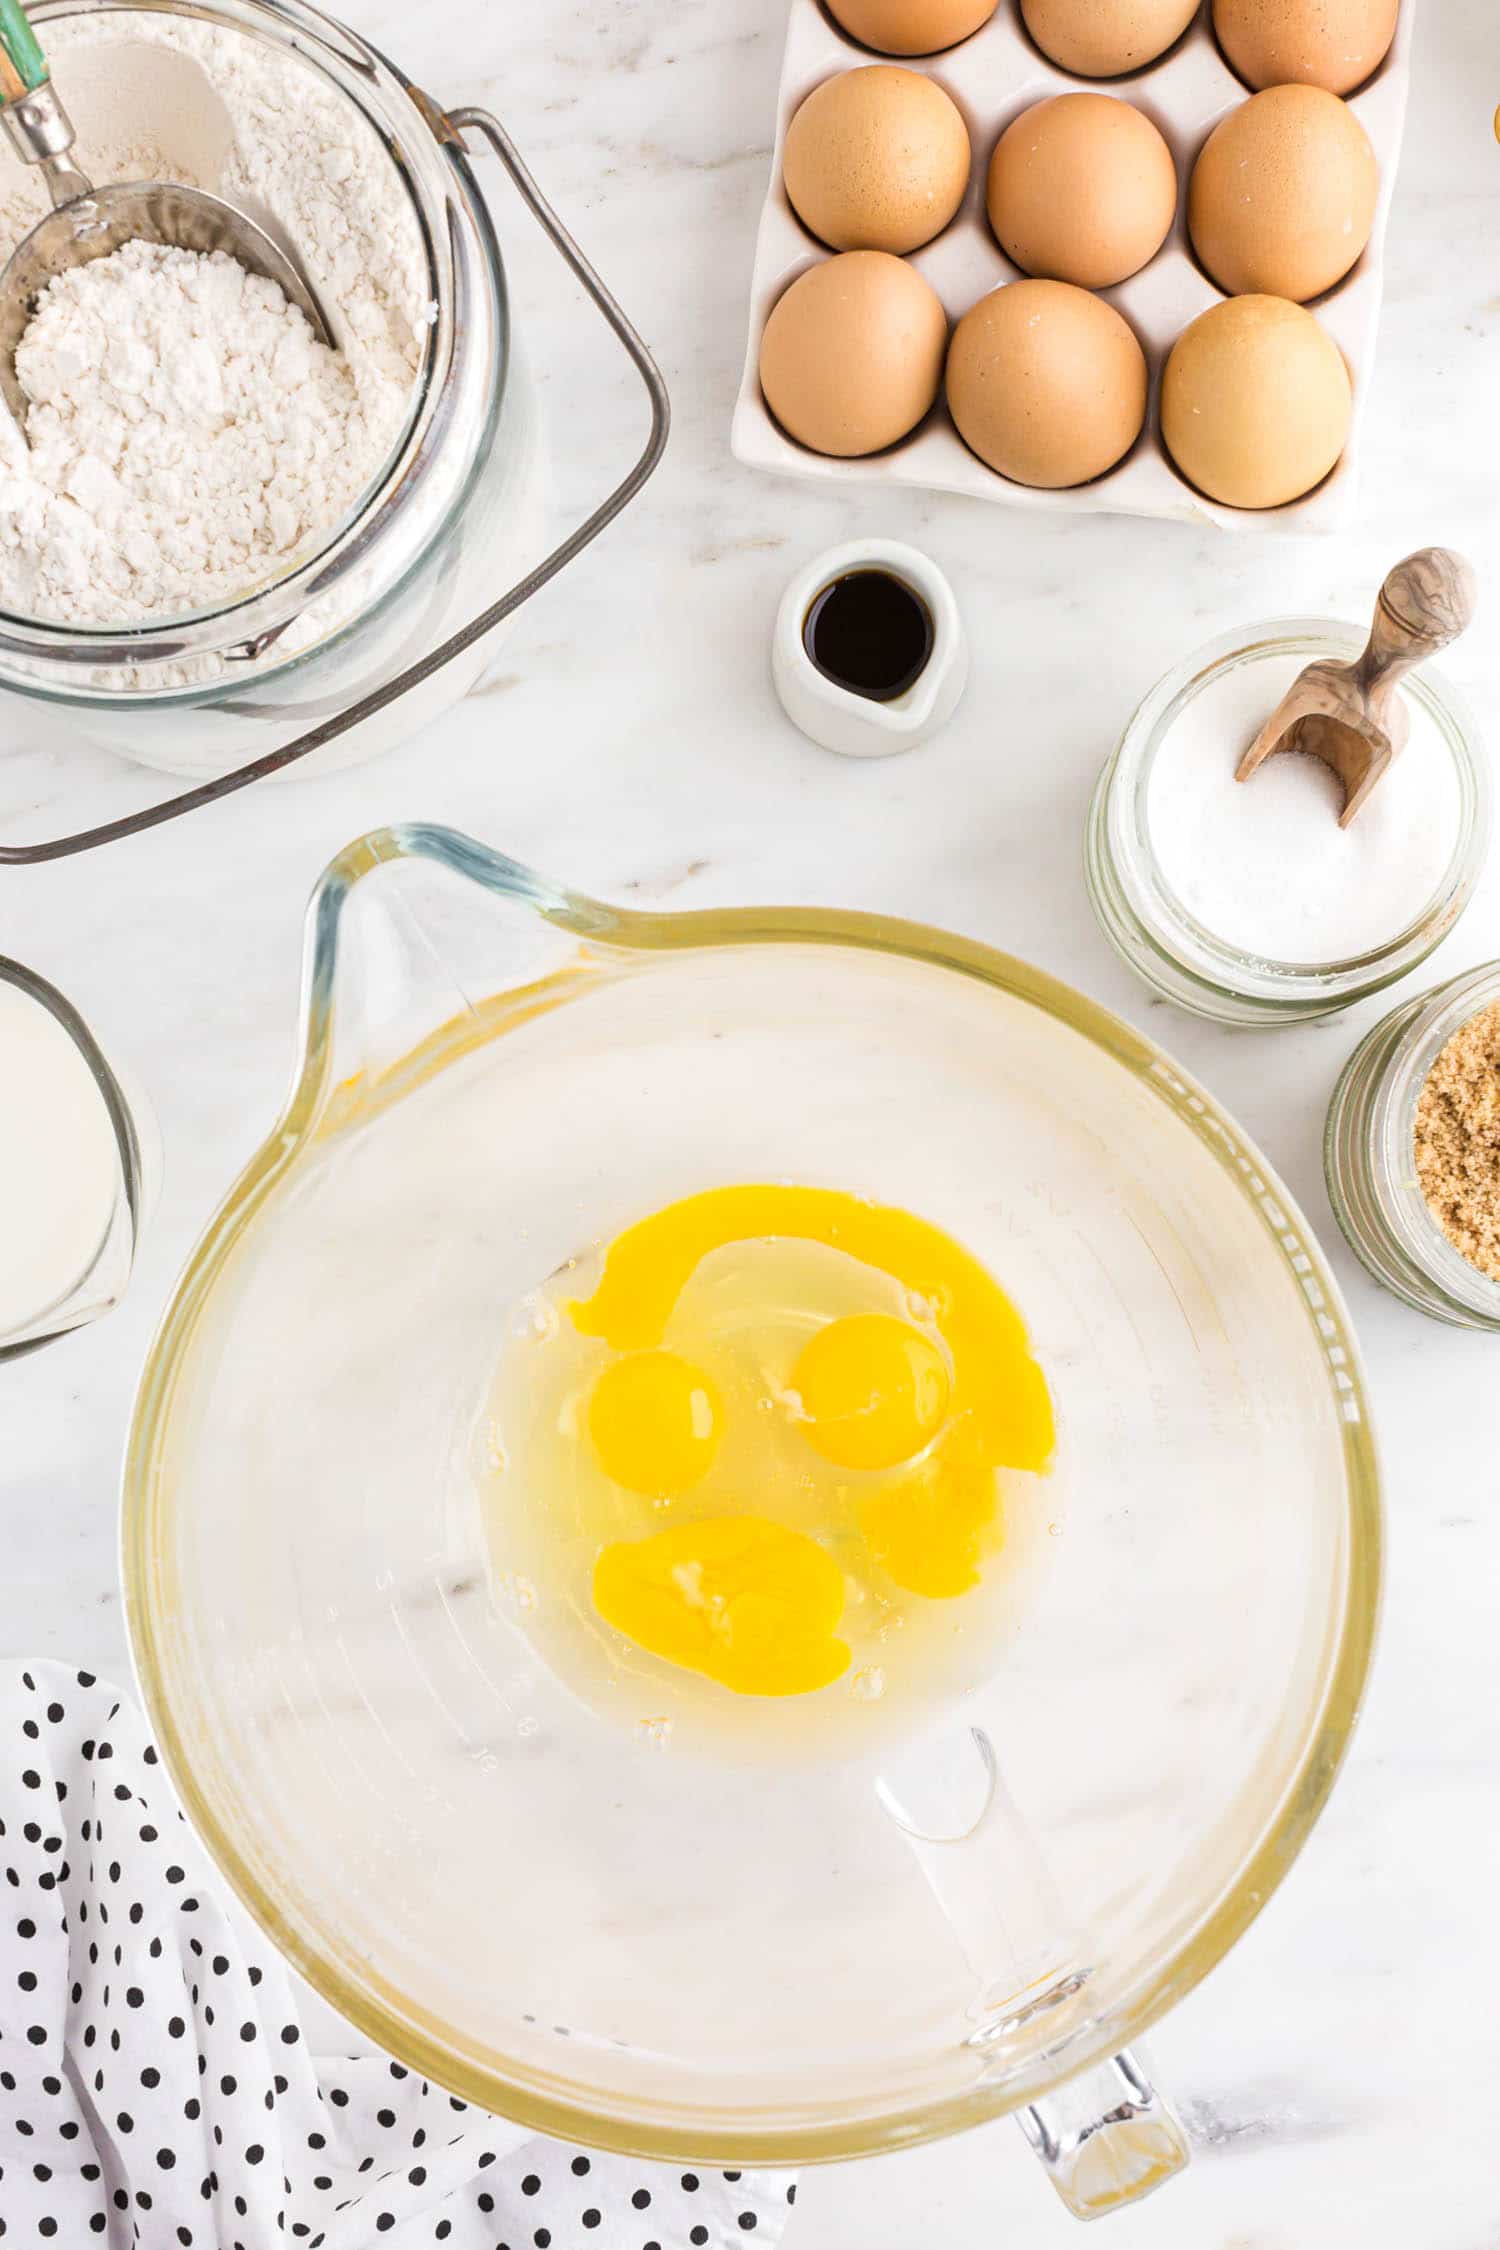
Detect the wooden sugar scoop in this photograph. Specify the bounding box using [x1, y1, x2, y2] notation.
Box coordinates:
[1236, 548, 1477, 828]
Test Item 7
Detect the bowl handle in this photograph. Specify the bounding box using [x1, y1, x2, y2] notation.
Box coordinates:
[879, 1727, 1190, 2221]
[1017, 2049, 1189, 2221]
[0, 103, 670, 865]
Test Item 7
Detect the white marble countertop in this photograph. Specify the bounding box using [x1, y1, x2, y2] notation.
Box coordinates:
[4, 0, 1499, 2241]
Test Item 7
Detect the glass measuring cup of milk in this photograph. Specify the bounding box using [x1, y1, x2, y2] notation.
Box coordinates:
[124, 829, 1379, 2214]
[1, 957, 150, 1355]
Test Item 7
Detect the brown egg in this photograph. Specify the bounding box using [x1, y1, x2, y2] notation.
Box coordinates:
[783, 67, 971, 255]
[760, 253, 948, 457]
[826, 0, 999, 57]
[1190, 87, 1377, 302]
[1213, 0, 1399, 94]
[946, 279, 1148, 488]
[987, 94, 1177, 289]
[1162, 295, 1352, 508]
[1020, 0, 1200, 76]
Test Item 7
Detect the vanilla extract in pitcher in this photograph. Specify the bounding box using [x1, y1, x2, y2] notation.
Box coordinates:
[803, 569, 934, 703]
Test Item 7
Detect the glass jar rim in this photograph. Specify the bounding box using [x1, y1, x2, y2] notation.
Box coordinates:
[1356, 959, 1500, 1326]
[0, 0, 457, 657]
[0, 951, 143, 1357]
[1103, 617, 1490, 1005]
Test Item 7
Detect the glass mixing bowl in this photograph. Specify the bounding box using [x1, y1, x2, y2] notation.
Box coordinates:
[123, 827, 1380, 2212]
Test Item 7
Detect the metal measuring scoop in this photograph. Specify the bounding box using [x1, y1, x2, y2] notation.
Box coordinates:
[0, 0, 333, 429]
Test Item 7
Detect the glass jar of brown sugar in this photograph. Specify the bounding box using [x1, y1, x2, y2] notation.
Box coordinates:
[1325, 959, 1500, 1330]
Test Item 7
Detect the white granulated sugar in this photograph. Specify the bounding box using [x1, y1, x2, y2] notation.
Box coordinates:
[0, 9, 429, 627]
[1146, 651, 1462, 964]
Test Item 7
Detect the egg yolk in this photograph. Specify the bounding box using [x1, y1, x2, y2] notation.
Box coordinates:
[793, 1313, 949, 1470]
[587, 1349, 721, 1496]
[593, 1516, 850, 1697]
[569, 1185, 1055, 1696]
[859, 1440, 996, 1600]
[572, 1185, 1052, 1470]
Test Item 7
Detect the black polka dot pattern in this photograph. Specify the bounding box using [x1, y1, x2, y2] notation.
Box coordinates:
[0, 1664, 796, 2247]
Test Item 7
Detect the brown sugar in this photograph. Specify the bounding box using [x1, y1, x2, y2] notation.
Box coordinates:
[1414, 999, 1500, 1284]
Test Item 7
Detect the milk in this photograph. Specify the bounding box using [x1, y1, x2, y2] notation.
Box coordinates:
[0, 976, 124, 1342]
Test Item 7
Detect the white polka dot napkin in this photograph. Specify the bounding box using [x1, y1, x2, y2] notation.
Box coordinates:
[0, 1663, 797, 2249]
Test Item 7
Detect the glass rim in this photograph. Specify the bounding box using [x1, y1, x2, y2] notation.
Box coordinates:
[1095, 617, 1490, 1011]
[0, 952, 142, 1358]
[1329, 958, 1500, 1328]
[121, 825, 1384, 2160]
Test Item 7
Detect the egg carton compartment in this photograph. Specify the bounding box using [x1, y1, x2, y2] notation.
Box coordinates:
[731, 0, 1416, 531]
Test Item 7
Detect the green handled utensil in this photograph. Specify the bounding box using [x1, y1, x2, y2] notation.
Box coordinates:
[0, 0, 49, 100]
[0, 0, 333, 427]
[0, 0, 90, 212]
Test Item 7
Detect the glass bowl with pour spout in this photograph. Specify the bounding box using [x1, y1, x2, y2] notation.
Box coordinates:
[123, 827, 1380, 2219]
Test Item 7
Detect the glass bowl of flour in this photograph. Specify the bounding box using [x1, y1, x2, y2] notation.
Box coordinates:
[1086, 619, 1491, 1026]
[0, 0, 549, 778]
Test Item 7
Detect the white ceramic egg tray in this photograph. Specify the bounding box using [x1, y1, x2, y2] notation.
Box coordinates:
[732, 0, 1416, 531]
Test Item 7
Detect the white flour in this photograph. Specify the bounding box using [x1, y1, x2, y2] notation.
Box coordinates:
[1146, 650, 1462, 962]
[0, 9, 429, 628]
[9, 241, 389, 621]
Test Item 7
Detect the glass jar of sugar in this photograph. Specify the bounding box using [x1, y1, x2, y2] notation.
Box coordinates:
[0, 0, 662, 838]
[0, 958, 151, 1356]
[1325, 959, 1500, 1331]
[1086, 620, 1490, 1027]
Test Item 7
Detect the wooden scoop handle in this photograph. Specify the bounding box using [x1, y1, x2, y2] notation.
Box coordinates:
[1358, 547, 1477, 715]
